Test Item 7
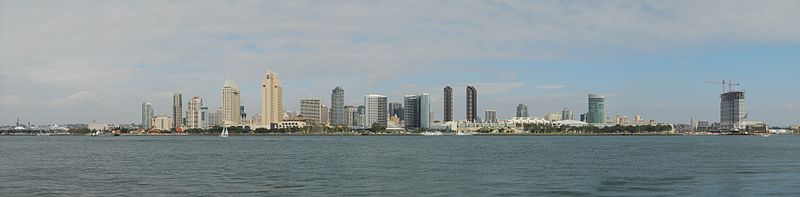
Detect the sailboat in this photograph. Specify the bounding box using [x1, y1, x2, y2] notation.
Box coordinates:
[220, 127, 229, 138]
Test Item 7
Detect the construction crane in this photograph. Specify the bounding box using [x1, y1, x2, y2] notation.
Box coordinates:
[705, 80, 741, 93]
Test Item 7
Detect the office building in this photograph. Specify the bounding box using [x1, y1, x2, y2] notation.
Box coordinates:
[300, 98, 322, 123]
[444, 85, 453, 122]
[516, 104, 528, 117]
[331, 86, 345, 126]
[172, 93, 182, 129]
[344, 106, 357, 127]
[388, 102, 403, 121]
[222, 78, 241, 126]
[321, 105, 329, 125]
[141, 102, 154, 129]
[187, 96, 203, 129]
[364, 94, 388, 128]
[562, 108, 573, 120]
[721, 91, 745, 132]
[404, 93, 430, 129]
[261, 70, 284, 128]
[587, 94, 605, 124]
[355, 105, 366, 128]
[485, 109, 497, 123]
[152, 115, 172, 131]
[466, 86, 477, 122]
[201, 106, 208, 128]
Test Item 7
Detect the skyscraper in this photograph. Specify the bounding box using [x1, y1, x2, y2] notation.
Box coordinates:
[201, 106, 209, 128]
[187, 96, 203, 129]
[355, 105, 366, 128]
[172, 93, 182, 129]
[261, 70, 283, 128]
[300, 98, 322, 123]
[485, 110, 497, 123]
[222, 78, 241, 126]
[403, 93, 430, 129]
[321, 105, 329, 125]
[466, 86, 477, 122]
[561, 108, 574, 120]
[388, 102, 403, 121]
[720, 91, 745, 132]
[141, 102, 154, 129]
[588, 94, 605, 124]
[444, 85, 453, 122]
[331, 86, 345, 126]
[364, 94, 388, 128]
[344, 106, 357, 127]
[516, 104, 528, 117]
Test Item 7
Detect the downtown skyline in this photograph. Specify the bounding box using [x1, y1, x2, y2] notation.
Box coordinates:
[1, 1, 799, 126]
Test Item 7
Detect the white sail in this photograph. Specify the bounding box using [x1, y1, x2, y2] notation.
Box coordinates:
[220, 127, 229, 138]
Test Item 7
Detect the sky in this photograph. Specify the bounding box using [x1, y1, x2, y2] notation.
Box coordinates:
[1, 0, 799, 126]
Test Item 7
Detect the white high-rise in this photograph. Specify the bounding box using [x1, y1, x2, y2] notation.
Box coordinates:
[364, 94, 388, 128]
[261, 70, 283, 128]
[222, 78, 241, 126]
[187, 96, 203, 129]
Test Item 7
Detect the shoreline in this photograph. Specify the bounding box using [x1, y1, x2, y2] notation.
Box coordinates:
[1, 132, 793, 137]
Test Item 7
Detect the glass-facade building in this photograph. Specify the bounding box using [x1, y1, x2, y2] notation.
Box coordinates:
[587, 94, 605, 124]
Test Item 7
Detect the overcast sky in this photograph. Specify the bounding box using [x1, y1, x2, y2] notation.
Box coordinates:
[1, 0, 799, 126]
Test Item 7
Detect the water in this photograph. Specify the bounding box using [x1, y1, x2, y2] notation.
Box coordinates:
[1, 136, 799, 196]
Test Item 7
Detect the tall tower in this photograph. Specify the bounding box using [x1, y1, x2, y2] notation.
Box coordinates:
[588, 94, 605, 124]
[261, 70, 283, 128]
[443, 85, 453, 122]
[331, 86, 345, 126]
[720, 91, 745, 132]
[300, 98, 322, 123]
[466, 86, 477, 122]
[485, 110, 497, 123]
[403, 93, 430, 129]
[172, 93, 182, 129]
[222, 78, 241, 126]
[187, 96, 203, 129]
[561, 108, 573, 120]
[364, 94, 388, 128]
[516, 104, 528, 117]
[141, 102, 154, 129]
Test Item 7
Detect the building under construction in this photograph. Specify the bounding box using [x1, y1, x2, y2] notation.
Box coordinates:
[720, 91, 745, 132]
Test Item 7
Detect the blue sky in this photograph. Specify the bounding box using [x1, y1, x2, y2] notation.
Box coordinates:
[1, 0, 798, 126]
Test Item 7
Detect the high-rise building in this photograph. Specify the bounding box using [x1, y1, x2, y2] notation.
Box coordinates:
[388, 102, 403, 121]
[466, 86, 477, 122]
[344, 106, 357, 127]
[141, 102, 154, 129]
[222, 78, 241, 126]
[587, 94, 605, 124]
[172, 93, 182, 129]
[152, 115, 172, 131]
[561, 108, 573, 120]
[261, 70, 283, 128]
[444, 85, 453, 122]
[721, 91, 745, 132]
[485, 109, 497, 123]
[321, 105, 329, 125]
[403, 93, 430, 129]
[300, 98, 322, 123]
[207, 108, 220, 127]
[355, 105, 366, 128]
[364, 94, 388, 128]
[201, 106, 209, 128]
[187, 96, 203, 129]
[240, 105, 246, 125]
[516, 104, 528, 117]
[331, 86, 345, 126]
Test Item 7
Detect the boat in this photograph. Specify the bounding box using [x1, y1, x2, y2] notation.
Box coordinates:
[220, 127, 229, 138]
[90, 130, 102, 137]
[456, 131, 473, 136]
[420, 131, 444, 136]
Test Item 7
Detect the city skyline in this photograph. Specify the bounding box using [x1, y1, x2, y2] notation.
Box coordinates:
[2, 1, 799, 126]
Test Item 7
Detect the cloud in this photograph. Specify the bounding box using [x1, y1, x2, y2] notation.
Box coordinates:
[48, 91, 98, 106]
[536, 84, 568, 90]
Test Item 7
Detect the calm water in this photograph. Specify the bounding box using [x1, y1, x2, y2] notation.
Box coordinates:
[1, 136, 799, 196]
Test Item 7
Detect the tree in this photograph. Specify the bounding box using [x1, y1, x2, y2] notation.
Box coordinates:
[370, 122, 386, 132]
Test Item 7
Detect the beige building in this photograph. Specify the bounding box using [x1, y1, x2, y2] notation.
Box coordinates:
[545, 112, 562, 121]
[300, 98, 322, 123]
[152, 116, 173, 131]
[222, 78, 241, 126]
[187, 96, 203, 129]
[261, 70, 283, 128]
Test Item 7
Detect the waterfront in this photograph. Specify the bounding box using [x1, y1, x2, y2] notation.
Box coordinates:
[1, 136, 799, 196]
